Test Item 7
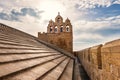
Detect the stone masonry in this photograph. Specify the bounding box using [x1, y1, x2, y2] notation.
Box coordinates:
[38, 13, 73, 53]
[75, 39, 120, 80]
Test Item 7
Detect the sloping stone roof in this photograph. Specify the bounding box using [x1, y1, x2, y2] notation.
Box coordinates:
[0, 23, 81, 80]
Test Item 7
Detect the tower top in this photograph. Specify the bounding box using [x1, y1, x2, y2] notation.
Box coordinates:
[55, 12, 63, 23]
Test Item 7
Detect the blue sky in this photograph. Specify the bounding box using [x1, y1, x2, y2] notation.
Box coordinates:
[0, 0, 120, 50]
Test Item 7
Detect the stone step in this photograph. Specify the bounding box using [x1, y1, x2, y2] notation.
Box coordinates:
[0, 53, 61, 63]
[1, 32, 33, 40]
[0, 43, 45, 50]
[59, 59, 74, 80]
[0, 37, 26, 43]
[0, 37, 38, 46]
[0, 33, 40, 46]
[0, 29, 34, 39]
[39, 58, 70, 80]
[0, 34, 32, 43]
[1, 56, 67, 80]
[0, 32, 34, 41]
[0, 48, 57, 54]
[0, 40, 41, 48]
[0, 39, 59, 51]
[0, 38, 37, 46]
[0, 37, 31, 45]
[0, 54, 63, 78]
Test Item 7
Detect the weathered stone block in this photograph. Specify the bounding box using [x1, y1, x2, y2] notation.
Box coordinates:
[110, 46, 120, 53]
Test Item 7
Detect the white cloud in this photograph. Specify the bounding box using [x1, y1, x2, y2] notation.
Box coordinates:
[73, 15, 120, 50]
[113, 0, 120, 4]
[73, 42, 96, 51]
[74, 33, 103, 41]
[95, 15, 120, 29]
[60, 0, 118, 10]
[73, 20, 111, 31]
[0, 15, 47, 36]
[73, 15, 120, 32]
[73, 33, 120, 50]
[0, 0, 42, 13]
[0, 7, 3, 12]
[98, 15, 120, 21]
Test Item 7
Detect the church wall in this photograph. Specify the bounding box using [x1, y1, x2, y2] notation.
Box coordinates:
[75, 39, 120, 80]
[38, 32, 73, 53]
[38, 13, 73, 53]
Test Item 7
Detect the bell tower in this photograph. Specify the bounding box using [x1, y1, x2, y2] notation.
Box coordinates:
[38, 13, 73, 53]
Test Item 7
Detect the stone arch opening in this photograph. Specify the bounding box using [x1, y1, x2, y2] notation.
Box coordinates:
[60, 26, 63, 32]
[66, 26, 70, 32]
[54, 26, 58, 33]
[50, 26, 53, 33]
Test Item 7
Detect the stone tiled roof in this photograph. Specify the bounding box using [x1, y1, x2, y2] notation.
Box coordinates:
[0, 23, 82, 80]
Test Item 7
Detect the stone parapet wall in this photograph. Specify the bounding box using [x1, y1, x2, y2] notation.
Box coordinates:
[75, 39, 120, 80]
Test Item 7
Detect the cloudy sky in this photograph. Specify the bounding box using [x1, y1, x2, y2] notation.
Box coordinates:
[0, 0, 120, 51]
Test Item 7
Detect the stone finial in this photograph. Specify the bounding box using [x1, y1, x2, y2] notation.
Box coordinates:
[58, 12, 60, 15]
